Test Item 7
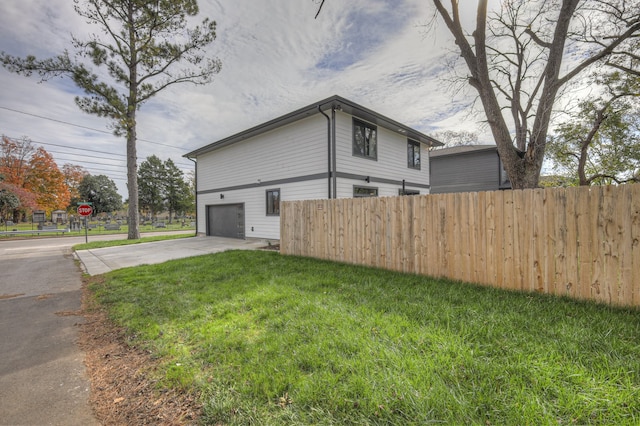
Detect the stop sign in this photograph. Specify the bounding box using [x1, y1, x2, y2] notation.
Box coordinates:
[77, 204, 93, 217]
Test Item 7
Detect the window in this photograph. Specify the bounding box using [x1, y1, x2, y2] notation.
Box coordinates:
[353, 119, 377, 160]
[266, 189, 280, 216]
[399, 189, 419, 195]
[353, 186, 378, 198]
[408, 140, 420, 169]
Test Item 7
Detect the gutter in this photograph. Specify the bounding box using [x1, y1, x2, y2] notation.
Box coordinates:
[186, 156, 198, 235]
[318, 105, 332, 199]
[331, 105, 339, 198]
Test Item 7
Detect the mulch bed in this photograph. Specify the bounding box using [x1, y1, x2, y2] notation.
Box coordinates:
[260, 244, 280, 251]
[79, 277, 202, 425]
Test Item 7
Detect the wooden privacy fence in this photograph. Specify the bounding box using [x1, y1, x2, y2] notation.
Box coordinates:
[280, 184, 640, 308]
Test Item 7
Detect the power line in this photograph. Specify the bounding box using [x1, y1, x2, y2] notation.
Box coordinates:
[51, 156, 127, 169]
[45, 148, 126, 163]
[2, 134, 194, 168]
[80, 168, 128, 181]
[3, 134, 125, 158]
[1, 106, 115, 135]
[0, 105, 191, 151]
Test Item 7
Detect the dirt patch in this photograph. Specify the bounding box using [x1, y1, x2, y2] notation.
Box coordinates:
[260, 244, 280, 251]
[79, 277, 202, 425]
[0, 293, 25, 300]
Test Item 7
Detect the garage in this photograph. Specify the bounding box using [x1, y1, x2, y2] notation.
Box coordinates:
[206, 204, 245, 239]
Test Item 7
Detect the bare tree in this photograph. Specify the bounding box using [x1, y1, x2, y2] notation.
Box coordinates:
[429, 130, 479, 150]
[429, 0, 640, 188]
[1, 0, 221, 238]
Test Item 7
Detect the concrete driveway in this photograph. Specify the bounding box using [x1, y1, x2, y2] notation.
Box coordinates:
[76, 236, 272, 275]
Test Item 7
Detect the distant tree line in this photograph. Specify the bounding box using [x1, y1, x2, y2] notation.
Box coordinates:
[0, 135, 193, 223]
[138, 155, 193, 223]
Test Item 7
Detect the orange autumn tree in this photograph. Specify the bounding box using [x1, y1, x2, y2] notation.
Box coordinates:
[0, 135, 34, 187]
[1, 136, 72, 217]
[24, 147, 70, 212]
[62, 164, 88, 205]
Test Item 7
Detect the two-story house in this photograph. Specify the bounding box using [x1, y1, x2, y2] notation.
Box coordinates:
[184, 95, 442, 239]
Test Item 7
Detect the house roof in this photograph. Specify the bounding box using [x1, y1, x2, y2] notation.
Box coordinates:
[428, 144, 498, 158]
[184, 95, 443, 158]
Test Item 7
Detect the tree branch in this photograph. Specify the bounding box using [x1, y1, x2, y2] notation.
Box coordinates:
[314, 0, 325, 19]
[524, 27, 552, 48]
[558, 20, 640, 87]
[586, 173, 639, 185]
[606, 62, 640, 77]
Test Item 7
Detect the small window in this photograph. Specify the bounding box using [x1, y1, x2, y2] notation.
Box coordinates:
[266, 189, 280, 216]
[353, 119, 377, 160]
[399, 189, 419, 196]
[408, 140, 420, 169]
[353, 186, 378, 198]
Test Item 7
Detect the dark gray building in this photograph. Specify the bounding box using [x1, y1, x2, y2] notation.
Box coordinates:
[429, 145, 511, 193]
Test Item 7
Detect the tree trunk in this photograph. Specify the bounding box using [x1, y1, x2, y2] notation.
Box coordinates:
[126, 2, 140, 240]
[501, 152, 542, 189]
[126, 122, 140, 239]
[577, 141, 590, 186]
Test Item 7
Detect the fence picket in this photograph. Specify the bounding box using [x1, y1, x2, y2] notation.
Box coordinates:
[615, 185, 631, 306]
[543, 189, 556, 295]
[632, 185, 640, 307]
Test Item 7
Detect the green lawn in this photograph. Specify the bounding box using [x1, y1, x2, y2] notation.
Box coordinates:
[90, 250, 640, 425]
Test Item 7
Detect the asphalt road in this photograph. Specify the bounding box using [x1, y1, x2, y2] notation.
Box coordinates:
[0, 236, 99, 425]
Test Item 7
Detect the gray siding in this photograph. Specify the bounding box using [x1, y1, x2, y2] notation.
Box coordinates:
[430, 148, 504, 193]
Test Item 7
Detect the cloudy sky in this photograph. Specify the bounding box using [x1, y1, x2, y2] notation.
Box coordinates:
[0, 0, 484, 196]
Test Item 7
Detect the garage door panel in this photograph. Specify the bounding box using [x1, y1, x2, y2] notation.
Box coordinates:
[207, 204, 245, 239]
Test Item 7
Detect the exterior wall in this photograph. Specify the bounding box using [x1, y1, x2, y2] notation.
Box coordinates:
[195, 110, 433, 239]
[333, 112, 430, 198]
[430, 148, 505, 193]
[196, 115, 330, 239]
[197, 115, 328, 188]
[198, 179, 328, 240]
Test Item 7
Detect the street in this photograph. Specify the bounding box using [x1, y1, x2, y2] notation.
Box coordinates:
[0, 236, 99, 425]
[0, 231, 235, 424]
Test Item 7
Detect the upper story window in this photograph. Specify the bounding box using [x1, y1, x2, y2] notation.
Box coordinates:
[353, 119, 377, 160]
[266, 189, 280, 216]
[408, 140, 420, 169]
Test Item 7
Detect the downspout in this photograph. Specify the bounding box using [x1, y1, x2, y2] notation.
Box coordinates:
[186, 156, 198, 236]
[318, 105, 332, 199]
[331, 106, 338, 198]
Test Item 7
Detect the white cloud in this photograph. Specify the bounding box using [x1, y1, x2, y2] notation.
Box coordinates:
[0, 0, 492, 196]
